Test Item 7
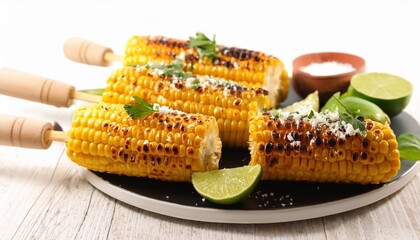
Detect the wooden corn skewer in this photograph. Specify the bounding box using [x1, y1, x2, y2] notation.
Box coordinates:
[0, 114, 68, 150]
[64, 38, 123, 67]
[0, 68, 101, 107]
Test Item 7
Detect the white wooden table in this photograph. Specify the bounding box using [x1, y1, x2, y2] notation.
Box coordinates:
[0, 134, 418, 239]
[0, 1, 419, 239]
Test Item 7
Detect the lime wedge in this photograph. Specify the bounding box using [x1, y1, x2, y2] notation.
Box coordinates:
[322, 93, 391, 124]
[348, 72, 412, 117]
[282, 91, 319, 112]
[191, 164, 262, 205]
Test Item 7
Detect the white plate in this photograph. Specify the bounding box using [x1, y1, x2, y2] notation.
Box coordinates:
[80, 87, 420, 224]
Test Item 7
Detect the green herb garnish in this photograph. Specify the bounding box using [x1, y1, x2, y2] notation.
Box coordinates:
[147, 60, 191, 79]
[192, 78, 201, 90]
[340, 112, 366, 135]
[397, 133, 420, 160]
[189, 32, 217, 59]
[307, 110, 315, 119]
[332, 95, 366, 136]
[123, 96, 157, 118]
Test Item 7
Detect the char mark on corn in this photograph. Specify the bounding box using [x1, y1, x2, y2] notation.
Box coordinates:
[66, 103, 222, 182]
[123, 35, 289, 107]
[102, 66, 269, 148]
[248, 111, 400, 184]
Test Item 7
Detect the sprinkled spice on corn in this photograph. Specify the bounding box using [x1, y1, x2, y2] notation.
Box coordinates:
[66, 102, 222, 182]
[123, 35, 289, 107]
[248, 110, 401, 184]
[102, 65, 269, 148]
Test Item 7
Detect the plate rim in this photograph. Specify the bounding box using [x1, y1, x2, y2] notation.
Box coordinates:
[79, 161, 419, 224]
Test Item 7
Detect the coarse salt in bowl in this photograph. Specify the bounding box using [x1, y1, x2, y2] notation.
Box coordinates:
[300, 61, 355, 76]
[292, 52, 365, 104]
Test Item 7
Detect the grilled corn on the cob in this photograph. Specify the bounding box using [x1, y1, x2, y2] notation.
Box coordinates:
[123, 35, 289, 108]
[249, 110, 400, 184]
[102, 66, 269, 148]
[66, 102, 222, 182]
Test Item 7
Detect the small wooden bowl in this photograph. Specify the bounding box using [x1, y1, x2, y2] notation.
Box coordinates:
[292, 52, 365, 105]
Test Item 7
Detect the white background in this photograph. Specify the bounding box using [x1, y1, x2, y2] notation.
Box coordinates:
[0, 0, 419, 126]
[0, 0, 419, 233]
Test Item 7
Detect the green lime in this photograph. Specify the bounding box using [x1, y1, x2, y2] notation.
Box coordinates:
[191, 164, 262, 205]
[283, 91, 319, 112]
[348, 72, 413, 117]
[322, 93, 390, 124]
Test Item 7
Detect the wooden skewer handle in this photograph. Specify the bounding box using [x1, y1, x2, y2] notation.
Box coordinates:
[63, 38, 115, 67]
[0, 68, 76, 107]
[0, 114, 54, 149]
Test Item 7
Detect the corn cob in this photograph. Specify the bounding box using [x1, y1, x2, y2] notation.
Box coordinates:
[66, 102, 222, 182]
[102, 66, 269, 148]
[123, 35, 289, 108]
[248, 110, 401, 184]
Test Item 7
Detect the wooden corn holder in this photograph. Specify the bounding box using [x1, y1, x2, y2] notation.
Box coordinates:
[63, 38, 123, 67]
[0, 68, 101, 107]
[0, 114, 67, 149]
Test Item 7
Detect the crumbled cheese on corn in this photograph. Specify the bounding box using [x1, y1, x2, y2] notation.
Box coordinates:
[172, 74, 243, 93]
[270, 109, 361, 139]
[178, 51, 186, 60]
[153, 104, 184, 115]
[286, 133, 294, 141]
[137, 64, 247, 95]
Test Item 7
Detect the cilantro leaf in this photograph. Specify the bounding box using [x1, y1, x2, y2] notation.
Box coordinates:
[192, 78, 200, 90]
[331, 95, 366, 136]
[147, 60, 191, 79]
[340, 112, 366, 136]
[308, 110, 314, 119]
[189, 32, 217, 59]
[123, 96, 157, 118]
[397, 133, 420, 160]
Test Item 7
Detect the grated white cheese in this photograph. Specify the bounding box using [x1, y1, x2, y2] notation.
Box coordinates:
[169, 72, 244, 95]
[140, 63, 247, 95]
[232, 61, 239, 69]
[178, 51, 186, 60]
[290, 141, 301, 147]
[272, 109, 361, 139]
[154, 104, 185, 115]
[287, 133, 294, 141]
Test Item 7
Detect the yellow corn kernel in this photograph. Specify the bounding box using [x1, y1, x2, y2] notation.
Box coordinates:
[249, 115, 401, 184]
[123, 35, 289, 107]
[102, 67, 268, 148]
[388, 139, 398, 150]
[378, 140, 389, 154]
[66, 103, 222, 182]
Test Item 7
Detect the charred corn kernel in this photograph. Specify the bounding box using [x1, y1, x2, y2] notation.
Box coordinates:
[123, 35, 289, 107]
[102, 66, 268, 148]
[66, 103, 222, 182]
[249, 110, 401, 184]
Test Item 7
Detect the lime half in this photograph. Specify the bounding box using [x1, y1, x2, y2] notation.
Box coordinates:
[348, 72, 412, 117]
[191, 164, 262, 205]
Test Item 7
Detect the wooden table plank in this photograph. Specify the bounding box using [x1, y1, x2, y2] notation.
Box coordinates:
[0, 143, 64, 240]
[74, 190, 116, 239]
[323, 174, 419, 240]
[11, 154, 94, 239]
[1, 142, 418, 240]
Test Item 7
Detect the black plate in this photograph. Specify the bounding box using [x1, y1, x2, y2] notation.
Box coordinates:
[82, 87, 419, 222]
